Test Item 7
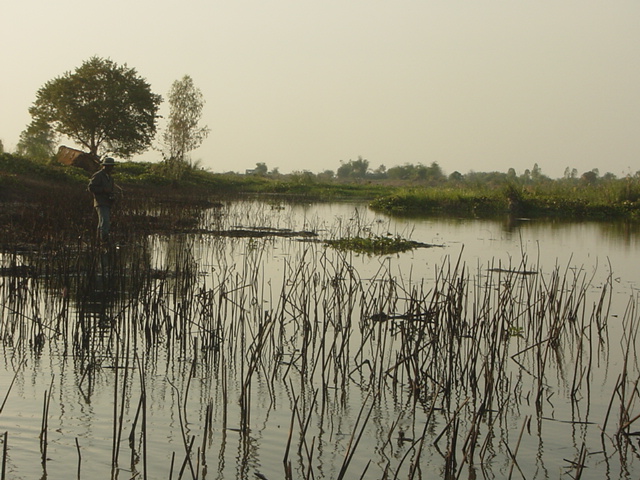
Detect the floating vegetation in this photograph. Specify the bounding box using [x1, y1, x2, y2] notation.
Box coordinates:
[326, 233, 439, 255]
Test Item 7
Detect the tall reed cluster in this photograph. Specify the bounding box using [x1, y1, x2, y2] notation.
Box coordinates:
[0, 200, 638, 479]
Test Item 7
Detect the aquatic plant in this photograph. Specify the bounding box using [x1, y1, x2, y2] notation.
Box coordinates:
[326, 233, 435, 255]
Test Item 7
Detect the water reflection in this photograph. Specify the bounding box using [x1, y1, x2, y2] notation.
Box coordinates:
[0, 201, 639, 479]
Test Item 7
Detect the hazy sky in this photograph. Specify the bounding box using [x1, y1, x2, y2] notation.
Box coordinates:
[2, 1, 639, 178]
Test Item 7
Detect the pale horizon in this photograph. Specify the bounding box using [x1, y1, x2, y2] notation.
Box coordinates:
[2, 1, 639, 179]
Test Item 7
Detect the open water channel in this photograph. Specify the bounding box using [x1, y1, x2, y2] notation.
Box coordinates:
[1, 200, 640, 479]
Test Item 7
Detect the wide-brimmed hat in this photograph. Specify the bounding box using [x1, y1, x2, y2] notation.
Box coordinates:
[102, 157, 116, 166]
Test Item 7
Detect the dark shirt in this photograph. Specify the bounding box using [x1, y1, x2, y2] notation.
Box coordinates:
[88, 168, 115, 207]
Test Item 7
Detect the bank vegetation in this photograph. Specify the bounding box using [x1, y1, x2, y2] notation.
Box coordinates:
[2, 152, 640, 222]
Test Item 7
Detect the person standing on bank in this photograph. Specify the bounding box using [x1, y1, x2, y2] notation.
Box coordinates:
[88, 157, 117, 244]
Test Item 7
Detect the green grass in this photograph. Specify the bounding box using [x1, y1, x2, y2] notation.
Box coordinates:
[370, 183, 640, 220]
[369, 187, 506, 217]
[0, 152, 88, 183]
[3, 153, 640, 220]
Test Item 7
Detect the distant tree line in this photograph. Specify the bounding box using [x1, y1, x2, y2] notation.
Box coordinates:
[244, 157, 634, 191]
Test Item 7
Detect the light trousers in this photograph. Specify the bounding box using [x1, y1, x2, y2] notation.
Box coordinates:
[95, 205, 111, 242]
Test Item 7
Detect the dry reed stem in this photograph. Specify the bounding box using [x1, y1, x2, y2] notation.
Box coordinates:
[0, 199, 634, 478]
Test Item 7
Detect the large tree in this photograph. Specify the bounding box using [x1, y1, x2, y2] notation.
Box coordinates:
[29, 57, 162, 158]
[162, 75, 210, 164]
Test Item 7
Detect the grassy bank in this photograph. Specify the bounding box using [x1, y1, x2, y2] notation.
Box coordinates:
[0, 153, 391, 202]
[2, 153, 640, 221]
[370, 182, 640, 220]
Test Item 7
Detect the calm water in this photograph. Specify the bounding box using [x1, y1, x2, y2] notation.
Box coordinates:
[1, 200, 640, 479]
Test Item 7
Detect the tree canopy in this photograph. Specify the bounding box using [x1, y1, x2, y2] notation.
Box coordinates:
[337, 157, 369, 179]
[29, 57, 162, 158]
[162, 75, 209, 164]
[16, 119, 57, 162]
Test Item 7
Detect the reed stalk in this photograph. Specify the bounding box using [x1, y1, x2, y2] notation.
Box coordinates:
[2, 431, 7, 480]
[75, 437, 81, 480]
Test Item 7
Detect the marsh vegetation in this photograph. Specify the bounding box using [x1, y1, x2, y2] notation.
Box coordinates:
[4, 152, 640, 221]
[1, 168, 640, 479]
[4, 51, 640, 478]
